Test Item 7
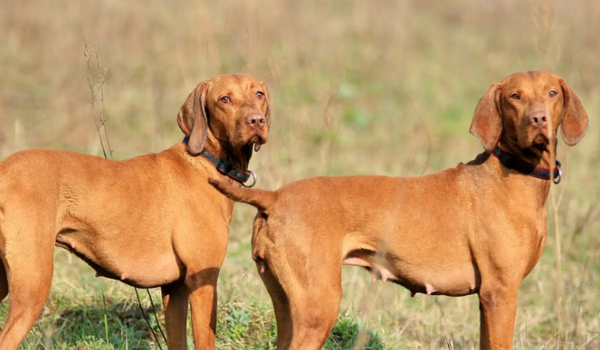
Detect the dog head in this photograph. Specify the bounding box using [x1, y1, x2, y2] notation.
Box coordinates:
[177, 74, 271, 155]
[470, 71, 588, 154]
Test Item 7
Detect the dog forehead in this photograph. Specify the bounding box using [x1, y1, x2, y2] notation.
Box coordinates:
[208, 74, 264, 96]
[502, 72, 561, 95]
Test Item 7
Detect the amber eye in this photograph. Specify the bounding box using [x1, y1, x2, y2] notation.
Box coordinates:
[220, 96, 231, 104]
[256, 91, 265, 99]
[549, 90, 558, 97]
[510, 93, 520, 100]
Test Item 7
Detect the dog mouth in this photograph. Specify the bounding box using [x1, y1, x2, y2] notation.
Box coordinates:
[519, 128, 552, 152]
[533, 134, 548, 145]
[520, 120, 552, 143]
[246, 134, 266, 152]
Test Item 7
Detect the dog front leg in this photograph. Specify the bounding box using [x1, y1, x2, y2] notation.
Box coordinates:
[162, 282, 189, 350]
[185, 267, 220, 350]
[478, 285, 519, 350]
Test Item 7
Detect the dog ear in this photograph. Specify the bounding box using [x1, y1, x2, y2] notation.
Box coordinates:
[470, 83, 502, 153]
[559, 79, 588, 146]
[177, 81, 210, 155]
[261, 82, 272, 129]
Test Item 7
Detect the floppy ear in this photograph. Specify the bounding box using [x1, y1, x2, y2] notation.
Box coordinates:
[177, 81, 210, 155]
[261, 82, 272, 129]
[559, 79, 588, 146]
[470, 82, 502, 153]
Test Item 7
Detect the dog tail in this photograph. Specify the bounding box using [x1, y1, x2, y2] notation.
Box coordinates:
[209, 179, 277, 211]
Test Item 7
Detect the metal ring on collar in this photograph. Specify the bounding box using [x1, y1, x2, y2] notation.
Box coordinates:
[553, 167, 562, 185]
[243, 170, 257, 188]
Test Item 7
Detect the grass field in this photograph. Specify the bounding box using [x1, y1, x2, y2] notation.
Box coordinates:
[1, 0, 599, 349]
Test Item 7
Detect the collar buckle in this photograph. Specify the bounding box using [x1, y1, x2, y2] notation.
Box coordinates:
[243, 170, 258, 188]
[553, 163, 562, 184]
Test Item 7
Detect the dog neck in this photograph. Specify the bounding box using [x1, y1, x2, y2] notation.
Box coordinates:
[470, 145, 557, 208]
[491, 148, 561, 182]
[462, 153, 551, 212]
[496, 133, 561, 182]
[202, 133, 253, 172]
[497, 134, 558, 170]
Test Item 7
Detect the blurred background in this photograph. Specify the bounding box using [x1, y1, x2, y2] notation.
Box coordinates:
[0, 0, 598, 349]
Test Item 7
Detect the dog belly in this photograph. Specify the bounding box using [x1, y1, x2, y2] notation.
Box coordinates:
[56, 232, 184, 288]
[398, 267, 478, 297]
[344, 254, 478, 297]
[102, 252, 184, 288]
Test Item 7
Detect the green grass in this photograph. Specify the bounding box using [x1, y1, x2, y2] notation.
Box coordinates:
[1, 0, 600, 349]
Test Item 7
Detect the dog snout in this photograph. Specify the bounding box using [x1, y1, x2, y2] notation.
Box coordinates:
[245, 113, 266, 129]
[527, 110, 547, 129]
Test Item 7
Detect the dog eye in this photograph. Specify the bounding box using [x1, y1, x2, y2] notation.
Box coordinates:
[549, 90, 558, 97]
[256, 91, 265, 99]
[220, 96, 231, 104]
[510, 93, 520, 100]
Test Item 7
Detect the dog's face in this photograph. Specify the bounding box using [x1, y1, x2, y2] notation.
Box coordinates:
[177, 74, 271, 155]
[500, 73, 565, 150]
[470, 71, 588, 153]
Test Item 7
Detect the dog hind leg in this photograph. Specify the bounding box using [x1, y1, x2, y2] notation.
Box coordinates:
[261, 247, 343, 350]
[287, 278, 342, 349]
[258, 264, 293, 349]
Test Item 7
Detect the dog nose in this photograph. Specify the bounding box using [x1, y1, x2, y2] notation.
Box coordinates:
[528, 111, 547, 129]
[245, 113, 266, 129]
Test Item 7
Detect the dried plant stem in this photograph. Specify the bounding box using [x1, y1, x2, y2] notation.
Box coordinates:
[84, 40, 113, 160]
[84, 40, 166, 349]
[549, 166, 563, 334]
[531, 0, 564, 339]
[548, 128, 569, 340]
[322, 92, 336, 175]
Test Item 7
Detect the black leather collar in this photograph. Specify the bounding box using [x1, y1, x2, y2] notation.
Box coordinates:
[183, 137, 257, 187]
[491, 147, 562, 184]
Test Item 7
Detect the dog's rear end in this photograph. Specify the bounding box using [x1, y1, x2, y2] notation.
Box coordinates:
[211, 71, 588, 350]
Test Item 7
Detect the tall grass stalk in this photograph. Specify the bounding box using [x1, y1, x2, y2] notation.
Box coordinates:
[102, 292, 109, 344]
[531, 0, 565, 340]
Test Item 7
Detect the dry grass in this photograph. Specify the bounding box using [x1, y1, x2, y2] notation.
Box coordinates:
[0, 0, 599, 348]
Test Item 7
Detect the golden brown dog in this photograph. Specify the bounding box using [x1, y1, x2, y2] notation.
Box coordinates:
[210, 71, 588, 350]
[0, 73, 271, 350]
